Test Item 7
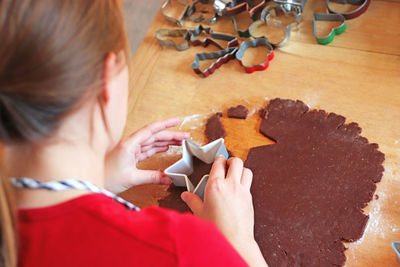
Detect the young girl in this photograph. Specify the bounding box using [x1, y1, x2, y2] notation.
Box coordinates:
[0, 1, 267, 266]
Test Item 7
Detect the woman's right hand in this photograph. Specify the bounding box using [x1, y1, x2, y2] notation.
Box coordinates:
[181, 156, 268, 267]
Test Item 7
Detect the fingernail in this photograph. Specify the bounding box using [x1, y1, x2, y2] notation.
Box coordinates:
[161, 176, 172, 185]
[181, 192, 187, 202]
[183, 132, 190, 138]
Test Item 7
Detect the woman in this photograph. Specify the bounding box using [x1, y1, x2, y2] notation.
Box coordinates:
[0, 1, 267, 266]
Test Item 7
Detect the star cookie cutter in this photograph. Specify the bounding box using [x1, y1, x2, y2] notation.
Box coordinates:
[191, 47, 238, 77]
[326, 0, 370, 20]
[213, 0, 267, 17]
[186, 25, 239, 49]
[164, 138, 229, 200]
[273, 0, 306, 15]
[313, 13, 346, 45]
[161, 0, 190, 27]
[187, 0, 218, 24]
[155, 28, 190, 51]
[235, 37, 274, 73]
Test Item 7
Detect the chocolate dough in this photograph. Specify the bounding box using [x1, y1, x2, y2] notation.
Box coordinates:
[158, 157, 213, 213]
[205, 112, 226, 142]
[188, 157, 213, 187]
[245, 98, 385, 266]
[227, 105, 249, 119]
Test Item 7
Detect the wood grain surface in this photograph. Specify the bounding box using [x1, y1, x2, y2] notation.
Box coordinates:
[119, 0, 400, 266]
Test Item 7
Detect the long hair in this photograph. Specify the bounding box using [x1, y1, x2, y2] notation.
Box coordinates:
[0, 0, 129, 266]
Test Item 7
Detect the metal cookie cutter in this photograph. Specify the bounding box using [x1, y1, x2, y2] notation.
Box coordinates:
[392, 241, 400, 262]
[155, 28, 190, 51]
[313, 13, 346, 45]
[161, 0, 190, 27]
[231, 14, 258, 38]
[191, 47, 238, 77]
[164, 138, 229, 200]
[249, 4, 301, 47]
[187, 0, 218, 24]
[186, 25, 239, 49]
[326, 0, 371, 20]
[214, 0, 266, 17]
[273, 0, 306, 15]
[235, 37, 274, 73]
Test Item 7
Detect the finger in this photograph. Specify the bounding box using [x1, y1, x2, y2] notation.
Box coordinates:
[137, 146, 169, 162]
[241, 167, 253, 190]
[181, 191, 203, 215]
[140, 141, 182, 153]
[141, 130, 190, 146]
[226, 157, 244, 183]
[209, 155, 226, 180]
[126, 118, 184, 146]
[132, 170, 172, 186]
[141, 140, 183, 150]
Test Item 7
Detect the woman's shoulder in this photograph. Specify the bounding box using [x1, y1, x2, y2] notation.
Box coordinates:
[18, 193, 247, 266]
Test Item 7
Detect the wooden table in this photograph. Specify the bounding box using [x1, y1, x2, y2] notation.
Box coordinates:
[120, 1, 400, 266]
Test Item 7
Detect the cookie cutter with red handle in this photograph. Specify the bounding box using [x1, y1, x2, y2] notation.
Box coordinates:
[155, 28, 190, 51]
[235, 37, 274, 73]
[191, 47, 238, 77]
[187, 0, 218, 24]
[164, 138, 229, 200]
[326, 0, 370, 20]
[273, 0, 306, 15]
[186, 25, 239, 49]
[161, 0, 190, 27]
[213, 0, 267, 17]
[313, 13, 346, 45]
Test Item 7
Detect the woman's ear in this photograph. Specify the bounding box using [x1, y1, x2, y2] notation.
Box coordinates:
[102, 52, 118, 105]
[102, 51, 126, 105]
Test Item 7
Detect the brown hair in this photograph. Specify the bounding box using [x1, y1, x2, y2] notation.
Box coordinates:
[0, 0, 129, 266]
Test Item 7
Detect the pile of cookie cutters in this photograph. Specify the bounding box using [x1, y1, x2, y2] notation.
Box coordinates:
[313, 0, 371, 45]
[156, 0, 371, 77]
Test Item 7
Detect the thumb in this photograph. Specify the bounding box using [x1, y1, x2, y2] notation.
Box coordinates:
[181, 192, 203, 215]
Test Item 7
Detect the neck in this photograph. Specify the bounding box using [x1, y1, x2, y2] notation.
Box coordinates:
[6, 138, 107, 208]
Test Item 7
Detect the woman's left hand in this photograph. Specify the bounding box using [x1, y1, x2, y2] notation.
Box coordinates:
[104, 118, 190, 193]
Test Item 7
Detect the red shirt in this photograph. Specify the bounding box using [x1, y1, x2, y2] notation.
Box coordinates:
[18, 193, 247, 267]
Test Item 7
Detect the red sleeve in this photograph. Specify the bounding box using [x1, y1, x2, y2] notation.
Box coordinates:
[169, 211, 248, 267]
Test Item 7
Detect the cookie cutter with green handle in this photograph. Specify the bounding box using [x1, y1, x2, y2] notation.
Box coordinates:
[161, 0, 190, 27]
[187, 0, 218, 24]
[313, 13, 346, 45]
[191, 47, 238, 78]
[326, 0, 370, 20]
[164, 138, 229, 200]
[231, 14, 258, 38]
[186, 25, 239, 49]
[155, 28, 190, 51]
